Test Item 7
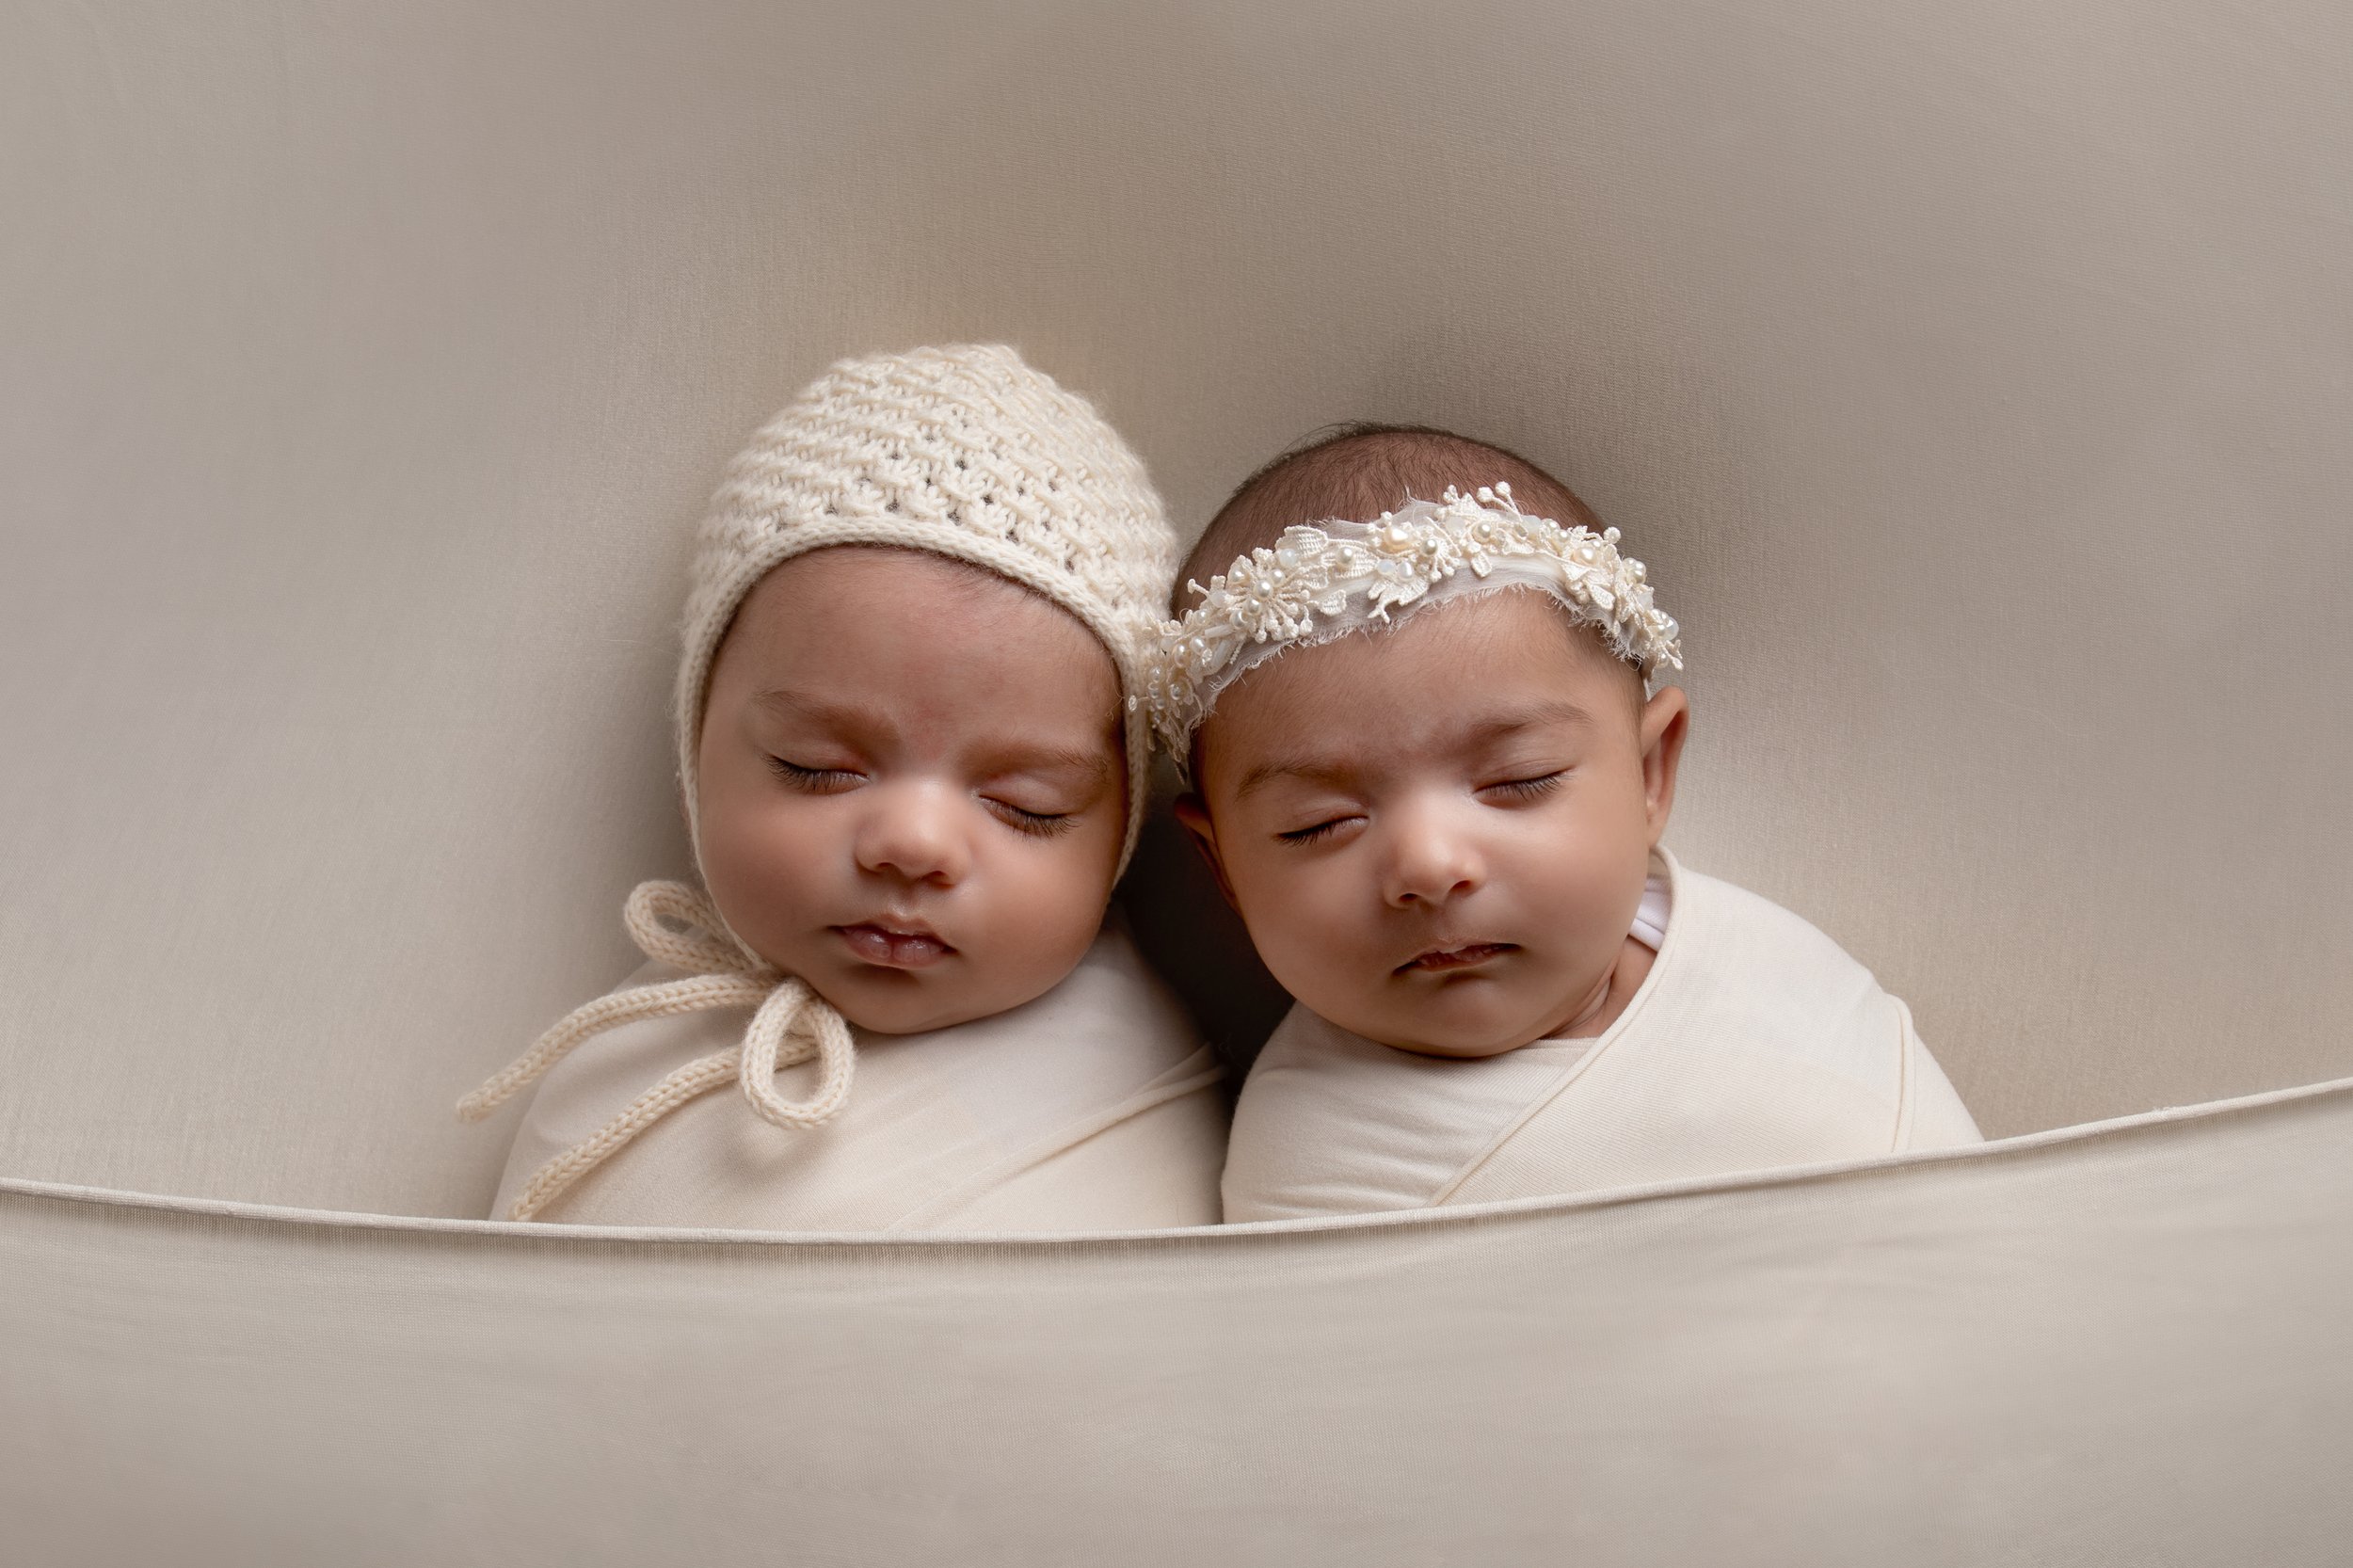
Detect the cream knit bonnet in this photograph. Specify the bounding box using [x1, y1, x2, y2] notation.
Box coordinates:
[679, 342, 1175, 880]
[459, 344, 1178, 1219]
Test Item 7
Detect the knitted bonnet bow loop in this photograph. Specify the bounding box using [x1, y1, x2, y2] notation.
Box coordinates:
[456, 879, 857, 1221]
[739, 975, 856, 1130]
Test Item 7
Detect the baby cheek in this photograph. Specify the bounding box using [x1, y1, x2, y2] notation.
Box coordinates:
[980, 822, 1119, 955]
[712, 782, 800, 859]
[1528, 814, 1648, 940]
[1228, 850, 1366, 986]
[700, 792, 838, 932]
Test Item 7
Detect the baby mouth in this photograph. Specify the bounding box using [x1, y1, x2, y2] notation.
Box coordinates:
[833, 921, 955, 970]
[1397, 942, 1517, 975]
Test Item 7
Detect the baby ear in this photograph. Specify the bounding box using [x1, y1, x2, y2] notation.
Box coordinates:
[1172, 793, 1243, 913]
[1639, 685, 1690, 842]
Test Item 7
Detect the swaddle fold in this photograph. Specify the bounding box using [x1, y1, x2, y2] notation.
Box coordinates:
[1223, 850, 1980, 1221]
[492, 917, 1225, 1231]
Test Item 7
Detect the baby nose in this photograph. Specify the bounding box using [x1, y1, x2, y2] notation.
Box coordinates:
[1381, 802, 1485, 909]
[853, 782, 970, 887]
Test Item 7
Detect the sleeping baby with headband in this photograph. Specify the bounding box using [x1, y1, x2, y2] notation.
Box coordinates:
[1149, 425, 1982, 1222]
[458, 344, 1225, 1230]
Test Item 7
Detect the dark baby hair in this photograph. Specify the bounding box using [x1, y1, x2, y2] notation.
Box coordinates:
[1176, 423, 1607, 616]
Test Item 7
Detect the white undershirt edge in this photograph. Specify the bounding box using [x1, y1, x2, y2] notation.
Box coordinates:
[1630, 873, 1671, 952]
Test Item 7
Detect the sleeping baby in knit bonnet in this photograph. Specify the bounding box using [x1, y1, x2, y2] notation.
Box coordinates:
[1148, 425, 1982, 1222]
[458, 344, 1225, 1230]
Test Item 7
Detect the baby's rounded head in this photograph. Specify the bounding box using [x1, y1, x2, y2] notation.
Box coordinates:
[1164, 424, 1689, 1058]
[680, 344, 1176, 1034]
[1177, 424, 1607, 601]
[1174, 424, 1651, 732]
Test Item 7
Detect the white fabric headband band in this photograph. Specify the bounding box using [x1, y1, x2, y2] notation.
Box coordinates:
[1140, 483, 1683, 758]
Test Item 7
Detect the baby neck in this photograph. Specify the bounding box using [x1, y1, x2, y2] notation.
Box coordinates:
[1546, 935, 1657, 1042]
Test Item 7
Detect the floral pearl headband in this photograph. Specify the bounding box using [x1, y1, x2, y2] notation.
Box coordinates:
[1139, 483, 1683, 757]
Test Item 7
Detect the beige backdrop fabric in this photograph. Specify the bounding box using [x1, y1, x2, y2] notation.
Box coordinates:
[8, 1081, 2353, 1566]
[5, 1, 2352, 1216]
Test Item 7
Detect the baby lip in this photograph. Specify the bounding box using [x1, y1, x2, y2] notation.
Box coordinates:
[1396, 941, 1517, 975]
[833, 918, 955, 970]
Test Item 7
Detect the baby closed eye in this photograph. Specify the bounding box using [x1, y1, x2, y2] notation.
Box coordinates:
[982, 797, 1078, 838]
[1478, 770, 1568, 803]
[1276, 812, 1366, 846]
[770, 755, 1082, 837]
[1274, 772, 1563, 844]
[769, 756, 865, 792]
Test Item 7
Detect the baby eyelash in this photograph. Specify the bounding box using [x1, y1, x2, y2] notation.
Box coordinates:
[987, 800, 1077, 838]
[768, 758, 860, 790]
[1483, 772, 1565, 801]
[769, 759, 1076, 839]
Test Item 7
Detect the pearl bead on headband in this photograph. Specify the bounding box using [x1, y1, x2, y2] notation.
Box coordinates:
[1141, 483, 1683, 759]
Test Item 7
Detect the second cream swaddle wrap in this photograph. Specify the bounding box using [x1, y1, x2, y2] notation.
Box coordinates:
[1222, 849, 1982, 1222]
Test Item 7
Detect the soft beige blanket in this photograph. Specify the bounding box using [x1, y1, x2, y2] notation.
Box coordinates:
[1223, 851, 1980, 1221]
[495, 920, 1226, 1231]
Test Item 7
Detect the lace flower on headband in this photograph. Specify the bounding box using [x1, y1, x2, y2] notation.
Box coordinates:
[1141, 483, 1682, 756]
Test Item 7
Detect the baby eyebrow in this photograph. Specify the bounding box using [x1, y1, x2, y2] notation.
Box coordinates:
[972, 744, 1115, 788]
[1231, 699, 1595, 799]
[1233, 756, 1359, 801]
[1457, 698, 1597, 745]
[750, 689, 884, 732]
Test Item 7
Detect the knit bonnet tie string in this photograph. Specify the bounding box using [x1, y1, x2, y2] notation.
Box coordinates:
[456, 880, 857, 1221]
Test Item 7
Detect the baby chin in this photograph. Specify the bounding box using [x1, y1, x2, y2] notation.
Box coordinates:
[806, 947, 984, 1036]
[1344, 967, 1563, 1059]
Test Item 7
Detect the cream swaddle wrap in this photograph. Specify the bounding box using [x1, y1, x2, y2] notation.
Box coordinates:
[1223, 849, 1981, 1222]
[493, 909, 1224, 1232]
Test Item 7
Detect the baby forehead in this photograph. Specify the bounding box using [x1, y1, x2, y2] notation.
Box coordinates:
[738, 549, 1110, 666]
[755, 545, 1070, 623]
[720, 550, 1123, 741]
[1209, 600, 1630, 759]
